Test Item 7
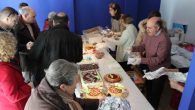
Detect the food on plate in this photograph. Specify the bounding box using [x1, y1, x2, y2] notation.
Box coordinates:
[80, 69, 103, 87]
[104, 73, 122, 83]
[88, 87, 102, 96]
[94, 50, 105, 59]
[85, 44, 96, 50]
[79, 63, 99, 71]
[81, 86, 105, 99]
[107, 83, 128, 97]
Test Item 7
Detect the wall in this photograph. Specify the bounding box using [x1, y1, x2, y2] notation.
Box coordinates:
[74, 0, 161, 34]
[160, 0, 195, 44]
[137, 0, 161, 25]
[0, 0, 75, 31]
[0, 1, 161, 34]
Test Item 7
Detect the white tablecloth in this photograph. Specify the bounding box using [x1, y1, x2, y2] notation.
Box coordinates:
[77, 49, 154, 110]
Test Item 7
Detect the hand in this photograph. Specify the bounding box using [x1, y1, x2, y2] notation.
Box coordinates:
[126, 47, 132, 55]
[26, 41, 34, 50]
[169, 80, 184, 92]
[143, 67, 166, 80]
[127, 57, 141, 65]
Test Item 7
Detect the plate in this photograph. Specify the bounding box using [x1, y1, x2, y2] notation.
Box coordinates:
[104, 73, 122, 83]
[107, 83, 128, 98]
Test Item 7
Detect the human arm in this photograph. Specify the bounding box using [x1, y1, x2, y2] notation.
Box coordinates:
[170, 80, 184, 92]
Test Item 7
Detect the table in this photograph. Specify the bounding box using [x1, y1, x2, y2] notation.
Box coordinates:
[79, 49, 154, 110]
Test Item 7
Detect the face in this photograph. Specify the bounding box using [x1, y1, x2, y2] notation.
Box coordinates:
[7, 14, 18, 29]
[146, 21, 159, 36]
[61, 74, 79, 95]
[120, 19, 126, 27]
[109, 7, 116, 17]
[24, 13, 36, 24]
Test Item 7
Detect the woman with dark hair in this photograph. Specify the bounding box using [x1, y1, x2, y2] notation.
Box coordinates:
[109, 2, 124, 32]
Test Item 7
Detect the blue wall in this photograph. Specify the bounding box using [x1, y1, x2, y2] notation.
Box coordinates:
[137, 0, 161, 25]
[179, 51, 195, 110]
[0, 0, 161, 33]
[0, 0, 75, 32]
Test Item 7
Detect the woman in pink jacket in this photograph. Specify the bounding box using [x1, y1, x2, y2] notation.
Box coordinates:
[0, 32, 31, 110]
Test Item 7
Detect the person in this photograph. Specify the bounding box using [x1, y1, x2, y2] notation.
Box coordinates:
[18, 2, 28, 14]
[14, 6, 40, 52]
[0, 7, 18, 34]
[25, 59, 82, 110]
[0, 32, 31, 110]
[28, 12, 83, 86]
[43, 11, 57, 31]
[127, 17, 171, 109]
[109, 2, 124, 33]
[104, 14, 137, 71]
[135, 11, 167, 46]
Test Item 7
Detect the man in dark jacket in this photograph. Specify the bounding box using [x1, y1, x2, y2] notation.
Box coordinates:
[29, 12, 83, 87]
[14, 6, 40, 52]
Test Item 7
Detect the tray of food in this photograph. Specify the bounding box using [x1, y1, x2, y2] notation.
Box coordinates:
[107, 83, 128, 98]
[79, 69, 103, 87]
[80, 86, 106, 99]
[104, 73, 122, 83]
[79, 63, 99, 71]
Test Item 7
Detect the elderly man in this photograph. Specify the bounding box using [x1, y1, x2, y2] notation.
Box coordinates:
[14, 6, 40, 52]
[25, 59, 82, 110]
[28, 12, 82, 87]
[128, 17, 171, 109]
[0, 7, 18, 34]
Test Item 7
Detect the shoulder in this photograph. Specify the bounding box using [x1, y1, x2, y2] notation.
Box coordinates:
[0, 62, 19, 78]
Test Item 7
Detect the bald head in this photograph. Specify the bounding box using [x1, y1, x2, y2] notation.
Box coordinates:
[20, 6, 36, 24]
[146, 17, 162, 36]
[53, 12, 69, 27]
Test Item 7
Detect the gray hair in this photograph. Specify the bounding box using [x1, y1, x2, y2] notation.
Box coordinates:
[45, 59, 78, 88]
[48, 11, 56, 20]
[20, 6, 35, 16]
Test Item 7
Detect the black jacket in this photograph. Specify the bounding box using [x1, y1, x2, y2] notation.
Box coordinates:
[14, 16, 40, 52]
[28, 24, 83, 86]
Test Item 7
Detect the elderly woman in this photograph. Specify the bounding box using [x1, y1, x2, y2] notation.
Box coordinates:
[0, 32, 31, 110]
[104, 14, 137, 71]
[25, 59, 83, 110]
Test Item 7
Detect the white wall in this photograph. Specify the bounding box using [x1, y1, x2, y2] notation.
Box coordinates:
[160, 0, 195, 44]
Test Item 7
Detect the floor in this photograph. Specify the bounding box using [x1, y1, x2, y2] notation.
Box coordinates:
[158, 79, 177, 110]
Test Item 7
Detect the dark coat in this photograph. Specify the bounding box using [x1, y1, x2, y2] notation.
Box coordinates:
[28, 25, 83, 86]
[14, 16, 40, 52]
[24, 78, 71, 110]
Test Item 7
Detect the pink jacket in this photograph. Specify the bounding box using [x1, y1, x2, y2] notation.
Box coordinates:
[0, 62, 31, 110]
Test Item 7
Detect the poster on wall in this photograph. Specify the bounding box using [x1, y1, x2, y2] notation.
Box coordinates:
[172, 22, 188, 34]
[172, 22, 188, 42]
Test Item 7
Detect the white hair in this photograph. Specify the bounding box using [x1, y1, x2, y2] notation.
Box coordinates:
[48, 11, 56, 19]
[45, 59, 78, 87]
